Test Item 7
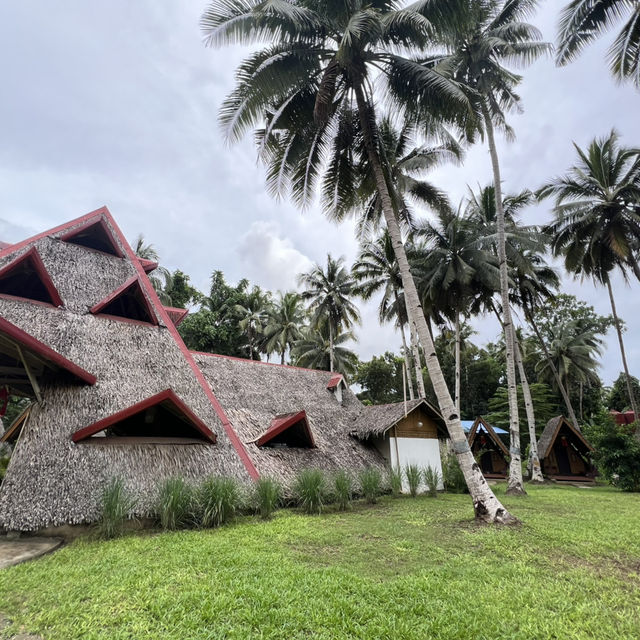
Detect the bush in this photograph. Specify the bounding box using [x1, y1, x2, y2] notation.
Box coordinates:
[294, 468, 327, 514]
[423, 465, 441, 497]
[156, 477, 195, 530]
[586, 417, 640, 492]
[405, 464, 422, 497]
[97, 477, 136, 540]
[252, 477, 282, 520]
[442, 453, 468, 493]
[333, 470, 353, 511]
[388, 466, 403, 496]
[197, 476, 243, 528]
[359, 467, 382, 504]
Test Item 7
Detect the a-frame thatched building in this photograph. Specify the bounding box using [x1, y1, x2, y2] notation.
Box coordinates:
[467, 417, 509, 479]
[0, 207, 436, 531]
[538, 416, 595, 482]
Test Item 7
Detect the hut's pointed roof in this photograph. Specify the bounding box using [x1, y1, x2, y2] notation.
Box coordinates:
[467, 416, 510, 458]
[538, 416, 594, 460]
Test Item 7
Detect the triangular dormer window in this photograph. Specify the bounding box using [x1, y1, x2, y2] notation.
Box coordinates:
[91, 276, 158, 325]
[327, 374, 346, 404]
[0, 248, 63, 306]
[255, 411, 315, 448]
[60, 218, 123, 257]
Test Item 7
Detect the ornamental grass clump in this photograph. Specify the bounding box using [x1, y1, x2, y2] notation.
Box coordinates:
[156, 476, 195, 530]
[405, 464, 422, 497]
[294, 468, 327, 514]
[359, 467, 382, 504]
[333, 469, 353, 511]
[252, 477, 282, 520]
[388, 466, 403, 496]
[423, 465, 441, 498]
[198, 476, 243, 528]
[97, 477, 136, 540]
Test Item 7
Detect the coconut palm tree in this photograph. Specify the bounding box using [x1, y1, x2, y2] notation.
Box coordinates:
[423, 2, 551, 494]
[540, 131, 640, 422]
[557, 0, 640, 87]
[235, 286, 272, 360]
[202, 0, 516, 522]
[292, 323, 358, 377]
[263, 292, 306, 365]
[298, 255, 360, 372]
[132, 234, 172, 305]
[414, 209, 500, 416]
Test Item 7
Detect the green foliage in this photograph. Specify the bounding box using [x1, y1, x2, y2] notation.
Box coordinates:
[607, 373, 640, 412]
[97, 477, 136, 540]
[585, 415, 640, 492]
[294, 469, 327, 515]
[355, 352, 404, 404]
[166, 270, 202, 309]
[3, 395, 31, 429]
[442, 453, 468, 494]
[388, 467, 403, 496]
[155, 477, 195, 530]
[251, 477, 282, 520]
[404, 464, 422, 497]
[197, 477, 243, 528]
[487, 382, 557, 435]
[332, 470, 353, 511]
[359, 467, 382, 504]
[423, 466, 441, 498]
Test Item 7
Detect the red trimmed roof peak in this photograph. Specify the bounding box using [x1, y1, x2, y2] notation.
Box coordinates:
[327, 374, 344, 390]
[138, 257, 158, 273]
[0, 247, 63, 307]
[255, 410, 315, 448]
[164, 306, 189, 327]
[91, 276, 158, 325]
[60, 216, 124, 258]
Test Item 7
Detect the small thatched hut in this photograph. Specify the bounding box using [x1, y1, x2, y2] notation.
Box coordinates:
[538, 416, 595, 482]
[467, 416, 509, 479]
[350, 399, 447, 490]
[0, 207, 431, 531]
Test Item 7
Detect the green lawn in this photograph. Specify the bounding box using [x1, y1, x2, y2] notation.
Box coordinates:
[1, 485, 640, 639]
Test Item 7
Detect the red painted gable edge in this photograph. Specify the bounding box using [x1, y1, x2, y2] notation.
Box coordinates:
[0, 207, 259, 479]
[0, 247, 64, 308]
[90, 275, 159, 326]
[191, 351, 334, 375]
[59, 216, 125, 258]
[254, 410, 315, 448]
[0, 316, 96, 385]
[71, 389, 216, 443]
[164, 306, 189, 327]
[138, 257, 158, 273]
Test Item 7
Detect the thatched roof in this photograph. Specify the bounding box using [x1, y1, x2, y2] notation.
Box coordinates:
[538, 416, 594, 460]
[351, 398, 447, 439]
[0, 208, 253, 531]
[467, 416, 510, 458]
[194, 353, 386, 484]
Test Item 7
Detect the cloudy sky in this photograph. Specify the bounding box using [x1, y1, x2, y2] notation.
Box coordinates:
[0, 1, 638, 385]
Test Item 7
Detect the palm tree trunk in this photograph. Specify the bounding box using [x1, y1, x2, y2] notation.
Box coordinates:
[491, 303, 543, 482]
[525, 307, 580, 429]
[354, 85, 516, 524]
[410, 321, 427, 399]
[399, 321, 415, 401]
[281, 349, 285, 366]
[328, 321, 334, 373]
[606, 277, 639, 427]
[481, 102, 525, 496]
[455, 313, 461, 417]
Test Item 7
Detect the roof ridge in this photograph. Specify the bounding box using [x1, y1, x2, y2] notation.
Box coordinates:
[191, 351, 333, 374]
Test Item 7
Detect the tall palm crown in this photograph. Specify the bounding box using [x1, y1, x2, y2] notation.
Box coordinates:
[557, 0, 640, 87]
[263, 291, 306, 364]
[540, 131, 640, 283]
[132, 234, 172, 305]
[235, 286, 272, 360]
[292, 324, 358, 377]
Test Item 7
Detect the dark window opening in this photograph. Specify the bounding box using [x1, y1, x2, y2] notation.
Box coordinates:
[95, 281, 155, 324]
[0, 255, 59, 305]
[62, 221, 121, 256]
[261, 420, 314, 448]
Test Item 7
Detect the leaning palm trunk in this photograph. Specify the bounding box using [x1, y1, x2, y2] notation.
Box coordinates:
[606, 277, 639, 431]
[328, 321, 334, 373]
[410, 322, 427, 399]
[524, 307, 580, 429]
[399, 320, 415, 401]
[455, 313, 461, 416]
[482, 103, 525, 496]
[355, 86, 516, 523]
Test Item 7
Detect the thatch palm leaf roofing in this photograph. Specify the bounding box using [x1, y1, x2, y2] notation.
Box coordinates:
[538, 416, 594, 460]
[467, 417, 509, 458]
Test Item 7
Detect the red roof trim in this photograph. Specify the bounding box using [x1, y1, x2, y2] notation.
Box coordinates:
[71, 389, 216, 443]
[90, 275, 159, 326]
[255, 410, 315, 448]
[138, 257, 158, 273]
[164, 306, 189, 327]
[191, 351, 333, 375]
[327, 374, 344, 389]
[59, 216, 124, 258]
[0, 247, 63, 307]
[0, 316, 96, 385]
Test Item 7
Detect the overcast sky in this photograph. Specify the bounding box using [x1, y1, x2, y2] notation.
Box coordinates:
[0, 1, 638, 385]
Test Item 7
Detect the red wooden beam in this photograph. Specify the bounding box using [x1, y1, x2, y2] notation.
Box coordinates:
[90, 275, 159, 326]
[59, 216, 124, 258]
[255, 410, 315, 448]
